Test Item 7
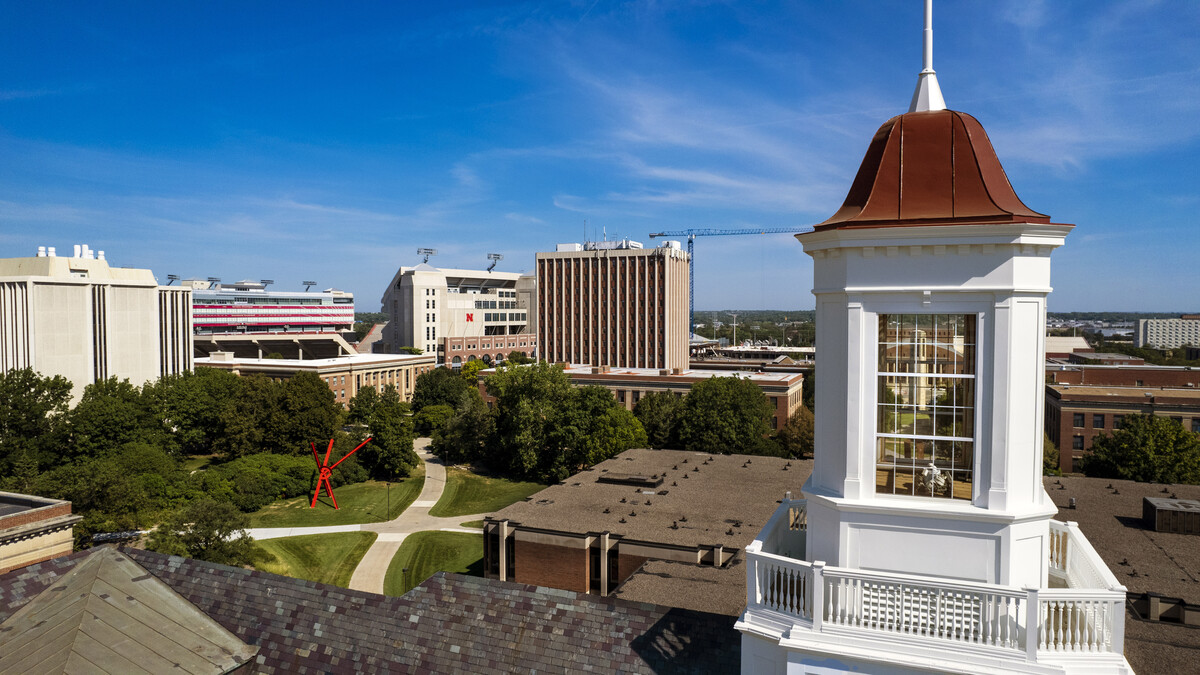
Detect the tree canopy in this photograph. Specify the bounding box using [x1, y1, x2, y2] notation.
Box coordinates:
[1080, 414, 1200, 484]
[777, 406, 814, 459]
[411, 367, 470, 413]
[634, 391, 684, 449]
[432, 362, 646, 482]
[678, 376, 773, 455]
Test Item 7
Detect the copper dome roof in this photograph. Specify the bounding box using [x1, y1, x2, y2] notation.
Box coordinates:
[816, 109, 1050, 230]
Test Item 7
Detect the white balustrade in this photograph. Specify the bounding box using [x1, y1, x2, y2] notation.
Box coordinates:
[821, 567, 1026, 651]
[751, 551, 814, 618]
[745, 507, 1127, 661]
[1037, 590, 1124, 654]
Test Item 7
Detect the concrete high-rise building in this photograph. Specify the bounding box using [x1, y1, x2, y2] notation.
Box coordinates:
[379, 263, 536, 366]
[1135, 317, 1200, 349]
[0, 245, 192, 402]
[537, 240, 689, 371]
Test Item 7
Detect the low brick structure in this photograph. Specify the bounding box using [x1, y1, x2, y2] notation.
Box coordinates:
[484, 448, 809, 598]
[0, 492, 80, 575]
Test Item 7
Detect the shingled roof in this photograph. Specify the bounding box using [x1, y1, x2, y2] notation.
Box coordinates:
[0, 547, 740, 674]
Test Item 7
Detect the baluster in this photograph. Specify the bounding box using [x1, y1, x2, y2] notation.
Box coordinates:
[788, 568, 796, 614]
[1055, 601, 1065, 650]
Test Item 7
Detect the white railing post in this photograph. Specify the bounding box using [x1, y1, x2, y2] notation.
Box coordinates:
[746, 545, 760, 609]
[1111, 586, 1127, 655]
[1024, 587, 1040, 662]
[812, 561, 826, 632]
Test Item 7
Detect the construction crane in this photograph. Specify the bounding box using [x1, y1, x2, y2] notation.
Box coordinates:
[648, 227, 813, 335]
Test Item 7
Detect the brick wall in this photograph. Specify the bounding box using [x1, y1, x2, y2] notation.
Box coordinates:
[0, 502, 71, 531]
[616, 553, 649, 587]
[512, 540, 588, 593]
[1049, 367, 1200, 388]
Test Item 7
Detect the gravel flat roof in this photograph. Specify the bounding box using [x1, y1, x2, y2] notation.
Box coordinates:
[611, 557, 748, 617]
[489, 448, 810, 550]
[1045, 474, 1200, 603]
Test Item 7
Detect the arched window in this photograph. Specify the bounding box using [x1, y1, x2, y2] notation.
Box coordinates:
[451, 356, 462, 370]
[468, 355, 476, 362]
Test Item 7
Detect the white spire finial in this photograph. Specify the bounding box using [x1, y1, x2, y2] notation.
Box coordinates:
[908, 0, 946, 112]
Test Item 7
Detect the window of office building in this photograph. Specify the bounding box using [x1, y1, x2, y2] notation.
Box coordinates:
[876, 314, 975, 501]
[1093, 414, 1105, 429]
[1072, 435, 1084, 450]
[1073, 413, 1085, 428]
[1114, 415, 1125, 429]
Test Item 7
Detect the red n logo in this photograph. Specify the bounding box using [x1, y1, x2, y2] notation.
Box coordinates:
[466, 313, 474, 322]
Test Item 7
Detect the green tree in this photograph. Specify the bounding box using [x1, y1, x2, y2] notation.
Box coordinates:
[213, 374, 282, 458]
[459, 359, 487, 384]
[68, 377, 163, 458]
[0, 368, 73, 473]
[634, 391, 684, 449]
[144, 367, 243, 457]
[146, 499, 261, 566]
[411, 367, 469, 413]
[678, 376, 773, 455]
[414, 404, 454, 436]
[363, 385, 417, 479]
[347, 385, 380, 426]
[486, 361, 572, 480]
[277, 372, 342, 453]
[431, 390, 494, 465]
[556, 387, 647, 475]
[1080, 414, 1200, 484]
[777, 405, 815, 459]
[1043, 432, 1061, 476]
[802, 370, 815, 412]
[506, 350, 533, 365]
[399, 346, 424, 355]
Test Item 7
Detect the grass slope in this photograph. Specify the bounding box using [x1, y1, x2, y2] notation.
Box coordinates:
[250, 464, 425, 528]
[428, 467, 546, 518]
[383, 531, 483, 596]
[253, 531, 377, 588]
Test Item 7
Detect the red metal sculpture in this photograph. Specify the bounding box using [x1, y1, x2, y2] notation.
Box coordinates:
[310, 437, 372, 509]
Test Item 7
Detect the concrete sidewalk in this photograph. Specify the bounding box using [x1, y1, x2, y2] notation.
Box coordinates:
[245, 438, 487, 595]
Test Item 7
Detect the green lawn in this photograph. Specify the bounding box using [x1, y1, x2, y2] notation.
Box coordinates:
[249, 465, 425, 528]
[383, 531, 483, 596]
[182, 455, 217, 472]
[459, 520, 485, 529]
[428, 467, 546, 518]
[253, 531, 377, 588]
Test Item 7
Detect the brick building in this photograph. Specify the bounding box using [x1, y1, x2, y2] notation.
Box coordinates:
[537, 240, 689, 371]
[0, 492, 80, 575]
[484, 449, 807, 597]
[1045, 384, 1200, 472]
[195, 351, 436, 407]
[1047, 362, 1200, 388]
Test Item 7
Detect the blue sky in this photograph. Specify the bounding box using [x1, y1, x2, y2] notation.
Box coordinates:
[1, 1, 1197, 312]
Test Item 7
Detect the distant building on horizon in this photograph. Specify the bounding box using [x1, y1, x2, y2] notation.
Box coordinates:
[378, 262, 536, 366]
[537, 240, 689, 371]
[0, 244, 191, 401]
[1135, 316, 1200, 349]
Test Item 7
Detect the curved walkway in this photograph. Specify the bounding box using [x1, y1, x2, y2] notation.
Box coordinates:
[245, 438, 487, 595]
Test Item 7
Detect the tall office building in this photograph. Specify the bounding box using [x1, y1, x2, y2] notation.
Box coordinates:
[379, 263, 536, 365]
[537, 240, 689, 371]
[0, 245, 192, 402]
